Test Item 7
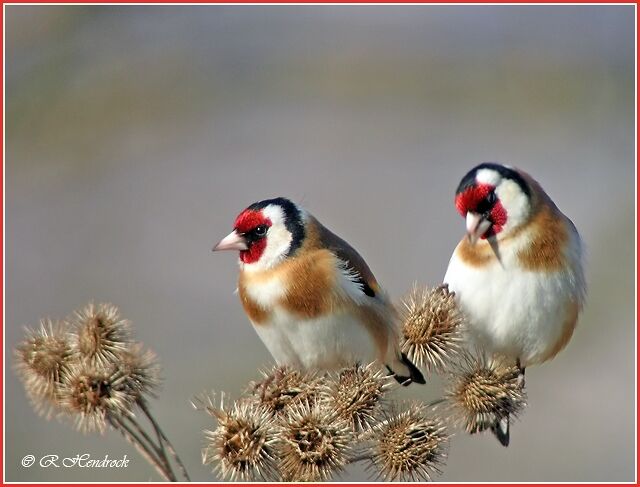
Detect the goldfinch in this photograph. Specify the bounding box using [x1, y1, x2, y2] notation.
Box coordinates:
[213, 197, 425, 386]
[443, 163, 586, 445]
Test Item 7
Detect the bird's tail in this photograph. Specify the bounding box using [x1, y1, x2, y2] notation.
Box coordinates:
[491, 415, 510, 447]
[386, 352, 426, 386]
[487, 364, 522, 447]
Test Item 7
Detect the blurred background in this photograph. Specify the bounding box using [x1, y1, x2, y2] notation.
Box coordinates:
[6, 5, 635, 482]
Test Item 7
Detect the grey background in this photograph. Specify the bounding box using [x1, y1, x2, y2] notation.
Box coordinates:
[6, 5, 635, 482]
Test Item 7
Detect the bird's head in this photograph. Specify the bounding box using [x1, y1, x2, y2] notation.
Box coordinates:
[454, 163, 532, 245]
[213, 197, 305, 270]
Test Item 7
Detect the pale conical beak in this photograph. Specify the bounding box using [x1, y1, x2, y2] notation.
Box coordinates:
[213, 230, 248, 251]
[466, 212, 492, 246]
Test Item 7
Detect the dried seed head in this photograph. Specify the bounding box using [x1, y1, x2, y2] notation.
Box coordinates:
[369, 403, 448, 482]
[446, 352, 526, 435]
[278, 401, 353, 482]
[14, 319, 72, 417]
[69, 302, 132, 367]
[58, 362, 137, 433]
[320, 363, 393, 432]
[400, 284, 464, 374]
[246, 365, 322, 417]
[201, 396, 279, 481]
[117, 344, 161, 397]
[15, 303, 161, 434]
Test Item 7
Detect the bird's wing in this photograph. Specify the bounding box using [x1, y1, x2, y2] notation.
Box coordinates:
[309, 216, 398, 363]
[312, 217, 380, 299]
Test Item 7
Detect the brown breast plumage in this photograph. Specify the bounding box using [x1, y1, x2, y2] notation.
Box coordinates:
[455, 200, 570, 272]
[237, 247, 344, 325]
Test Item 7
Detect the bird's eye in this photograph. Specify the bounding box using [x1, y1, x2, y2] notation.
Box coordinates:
[254, 225, 268, 237]
[476, 191, 497, 215]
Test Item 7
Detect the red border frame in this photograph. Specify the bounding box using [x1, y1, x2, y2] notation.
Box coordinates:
[1, 2, 637, 486]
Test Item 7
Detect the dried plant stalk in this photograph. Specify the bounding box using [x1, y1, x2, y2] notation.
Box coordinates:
[14, 302, 189, 482]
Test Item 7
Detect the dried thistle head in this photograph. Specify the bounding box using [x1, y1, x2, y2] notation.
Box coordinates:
[116, 344, 161, 397]
[445, 351, 526, 435]
[58, 362, 138, 433]
[245, 365, 322, 417]
[14, 319, 72, 417]
[277, 401, 353, 482]
[369, 403, 448, 482]
[15, 303, 161, 437]
[399, 284, 464, 374]
[320, 363, 393, 432]
[68, 302, 132, 367]
[200, 395, 279, 481]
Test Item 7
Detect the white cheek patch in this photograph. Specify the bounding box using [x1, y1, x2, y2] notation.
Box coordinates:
[495, 179, 530, 232]
[243, 204, 293, 272]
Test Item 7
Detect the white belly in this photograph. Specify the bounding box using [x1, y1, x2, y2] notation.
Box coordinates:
[444, 249, 580, 366]
[252, 308, 378, 371]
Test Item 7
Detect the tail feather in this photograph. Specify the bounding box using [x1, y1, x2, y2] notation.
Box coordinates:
[387, 353, 426, 386]
[491, 415, 510, 447]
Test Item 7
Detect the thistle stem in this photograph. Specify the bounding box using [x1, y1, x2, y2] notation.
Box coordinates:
[426, 398, 447, 408]
[108, 415, 174, 481]
[348, 453, 373, 463]
[139, 398, 191, 481]
[121, 413, 175, 481]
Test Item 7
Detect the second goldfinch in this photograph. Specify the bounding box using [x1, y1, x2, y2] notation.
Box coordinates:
[213, 197, 425, 385]
[444, 163, 586, 445]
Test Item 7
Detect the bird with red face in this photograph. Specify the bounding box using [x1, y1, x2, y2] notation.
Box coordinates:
[213, 197, 425, 386]
[444, 163, 585, 445]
